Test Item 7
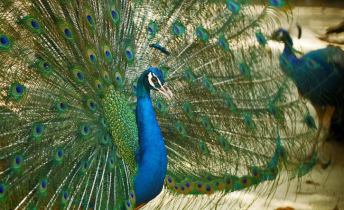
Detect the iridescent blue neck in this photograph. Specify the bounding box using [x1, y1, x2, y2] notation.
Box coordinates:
[282, 33, 294, 57]
[134, 68, 167, 205]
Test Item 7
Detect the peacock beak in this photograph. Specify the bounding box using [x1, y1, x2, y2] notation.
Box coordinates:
[157, 85, 173, 100]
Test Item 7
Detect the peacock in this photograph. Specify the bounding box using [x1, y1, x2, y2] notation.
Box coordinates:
[0, 0, 322, 209]
[273, 27, 344, 166]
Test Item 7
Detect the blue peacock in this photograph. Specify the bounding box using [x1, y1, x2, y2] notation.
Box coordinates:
[273, 27, 344, 166]
[0, 0, 324, 209]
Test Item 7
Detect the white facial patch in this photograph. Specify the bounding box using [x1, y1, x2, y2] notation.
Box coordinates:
[147, 72, 173, 99]
[148, 72, 163, 90]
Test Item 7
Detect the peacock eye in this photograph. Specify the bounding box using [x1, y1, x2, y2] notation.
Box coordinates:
[151, 77, 158, 83]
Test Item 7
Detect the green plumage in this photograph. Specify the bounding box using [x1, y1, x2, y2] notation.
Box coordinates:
[104, 86, 139, 174]
[0, 0, 320, 209]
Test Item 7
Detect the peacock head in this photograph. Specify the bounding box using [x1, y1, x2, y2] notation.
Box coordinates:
[142, 67, 173, 100]
[272, 28, 293, 44]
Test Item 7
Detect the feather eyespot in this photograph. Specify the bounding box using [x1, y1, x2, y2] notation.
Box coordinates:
[202, 118, 212, 131]
[64, 28, 71, 37]
[156, 99, 166, 112]
[176, 124, 186, 135]
[112, 11, 117, 19]
[126, 50, 132, 58]
[33, 124, 43, 138]
[95, 80, 103, 92]
[147, 22, 156, 37]
[103, 71, 110, 83]
[14, 156, 22, 167]
[256, 32, 267, 46]
[240, 63, 250, 75]
[204, 78, 214, 92]
[0, 185, 5, 196]
[39, 61, 53, 74]
[55, 149, 64, 162]
[39, 180, 48, 193]
[174, 26, 180, 34]
[35, 125, 42, 134]
[60, 23, 73, 39]
[227, 101, 232, 108]
[87, 99, 96, 111]
[15, 85, 23, 95]
[43, 62, 50, 70]
[88, 49, 97, 64]
[195, 182, 206, 192]
[218, 35, 230, 51]
[197, 27, 208, 41]
[61, 191, 69, 204]
[125, 46, 134, 61]
[87, 15, 93, 24]
[24, 17, 43, 33]
[58, 101, 67, 111]
[305, 115, 316, 129]
[0, 36, 9, 46]
[240, 176, 251, 187]
[104, 45, 112, 61]
[198, 30, 203, 38]
[185, 70, 195, 82]
[228, 1, 240, 13]
[30, 20, 39, 29]
[199, 142, 209, 155]
[205, 184, 214, 194]
[270, 0, 285, 7]
[41, 181, 47, 189]
[81, 125, 90, 136]
[85, 9, 94, 26]
[183, 103, 194, 117]
[115, 71, 123, 86]
[110, 4, 120, 23]
[10, 83, 25, 100]
[72, 68, 84, 82]
[269, 166, 278, 176]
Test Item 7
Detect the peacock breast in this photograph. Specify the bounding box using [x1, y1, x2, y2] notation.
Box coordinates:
[103, 86, 139, 174]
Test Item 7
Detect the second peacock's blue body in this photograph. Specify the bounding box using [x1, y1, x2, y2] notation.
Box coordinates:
[0, 0, 324, 209]
[277, 29, 344, 106]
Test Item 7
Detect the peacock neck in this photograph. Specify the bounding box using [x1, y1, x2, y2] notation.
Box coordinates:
[134, 69, 168, 205]
[282, 34, 295, 57]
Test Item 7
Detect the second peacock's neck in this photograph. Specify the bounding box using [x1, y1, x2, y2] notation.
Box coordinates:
[134, 70, 168, 205]
[282, 34, 295, 58]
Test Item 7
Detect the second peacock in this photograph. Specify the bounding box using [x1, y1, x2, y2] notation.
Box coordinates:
[0, 0, 321, 209]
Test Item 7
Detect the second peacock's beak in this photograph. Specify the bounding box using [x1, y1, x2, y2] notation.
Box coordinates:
[157, 85, 173, 100]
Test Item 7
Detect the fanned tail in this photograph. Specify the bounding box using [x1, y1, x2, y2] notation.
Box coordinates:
[0, 0, 138, 209]
[126, 0, 318, 209]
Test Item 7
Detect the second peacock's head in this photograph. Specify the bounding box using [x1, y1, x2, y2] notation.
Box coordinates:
[143, 67, 173, 100]
[272, 28, 292, 44]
